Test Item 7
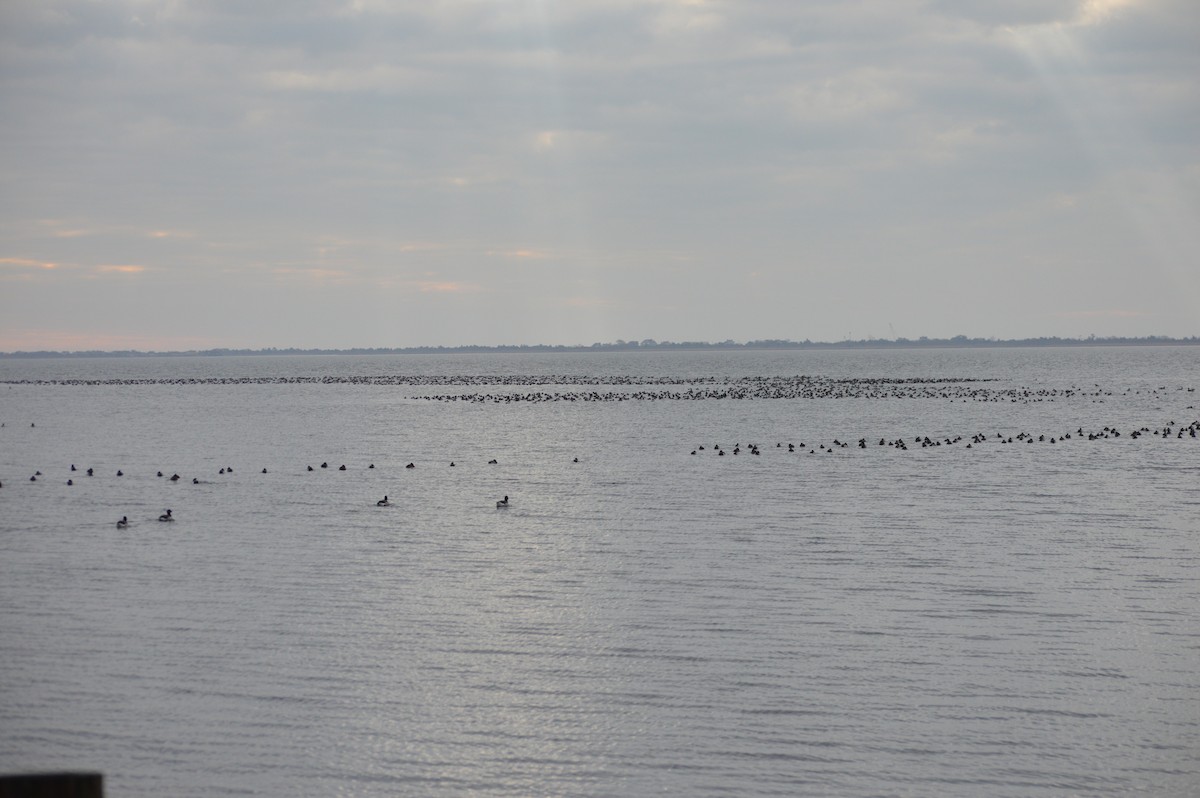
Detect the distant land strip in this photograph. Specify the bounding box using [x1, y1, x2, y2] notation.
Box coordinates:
[1, 335, 1198, 358]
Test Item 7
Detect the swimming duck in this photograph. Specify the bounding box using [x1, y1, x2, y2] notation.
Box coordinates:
[116, 516, 128, 529]
[158, 509, 174, 522]
[496, 495, 509, 508]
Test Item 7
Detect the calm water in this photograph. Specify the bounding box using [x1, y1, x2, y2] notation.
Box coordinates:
[1, 348, 1197, 796]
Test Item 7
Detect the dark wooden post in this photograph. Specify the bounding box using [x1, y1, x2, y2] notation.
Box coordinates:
[0, 772, 103, 798]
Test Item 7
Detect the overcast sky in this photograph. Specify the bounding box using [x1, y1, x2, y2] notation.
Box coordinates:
[1, 0, 1197, 351]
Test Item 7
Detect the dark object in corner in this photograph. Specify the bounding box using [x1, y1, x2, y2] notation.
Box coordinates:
[0, 772, 103, 798]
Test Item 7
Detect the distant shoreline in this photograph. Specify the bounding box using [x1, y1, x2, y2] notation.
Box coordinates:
[1, 336, 1197, 358]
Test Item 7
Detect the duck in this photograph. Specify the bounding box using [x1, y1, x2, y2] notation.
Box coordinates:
[496, 495, 509, 508]
[158, 509, 174, 522]
[116, 516, 128, 529]
[377, 496, 390, 506]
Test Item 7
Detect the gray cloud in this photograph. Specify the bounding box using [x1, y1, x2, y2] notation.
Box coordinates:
[1, 0, 1197, 349]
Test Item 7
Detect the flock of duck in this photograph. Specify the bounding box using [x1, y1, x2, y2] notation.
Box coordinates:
[688, 420, 1200, 457]
[412, 377, 1197, 404]
[4, 374, 1195, 530]
[2, 456, 524, 527]
[4, 416, 1194, 528]
[5, 374, 1195, 406]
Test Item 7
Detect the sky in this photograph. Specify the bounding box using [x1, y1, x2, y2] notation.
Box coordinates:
[1, 0, 1198, 351]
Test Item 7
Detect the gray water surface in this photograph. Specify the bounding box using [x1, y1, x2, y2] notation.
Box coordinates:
[1, 348, 1197, 796]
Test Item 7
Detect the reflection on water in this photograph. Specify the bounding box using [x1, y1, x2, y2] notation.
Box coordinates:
[1, 348, 1197, 796]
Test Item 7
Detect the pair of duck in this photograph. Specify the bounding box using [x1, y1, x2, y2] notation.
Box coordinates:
[375, 495, 509, 508]
[115, 509, 173, 528]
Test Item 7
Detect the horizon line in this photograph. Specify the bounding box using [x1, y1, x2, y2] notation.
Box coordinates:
[2, 334, 1199, 358]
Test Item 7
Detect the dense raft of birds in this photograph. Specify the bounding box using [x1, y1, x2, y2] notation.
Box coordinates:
[2, 374, 723, 386]
[10, 374, 1197, 406]
[417, 377, 1193, 404]
[687, 420, 1200, 456]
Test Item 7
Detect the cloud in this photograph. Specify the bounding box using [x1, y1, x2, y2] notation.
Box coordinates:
[0, 328, 217, 352]
[0, 257, 57, 270]
[261, 65, 425, 93]
[533, 129, 610, 153]
[488, 249, 552, 260]
[784, 68, 907, 124]
[95, 264, 148, 274]
[1076, 0, 1141, 26]
[1, 0, 1195, 346]
[931, 0, 1081, 27]
[415, 281, 480, 293]
[561, 296, 613, 308]
[271, 267, 352, 282]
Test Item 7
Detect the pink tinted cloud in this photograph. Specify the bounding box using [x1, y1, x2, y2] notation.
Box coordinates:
[0, 257, 58, 270]
[0, 329, 220, 352]
[96, 264, 149, 274]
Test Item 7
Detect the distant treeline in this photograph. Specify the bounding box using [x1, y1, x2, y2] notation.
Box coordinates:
[2, 335, 1198, 358]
